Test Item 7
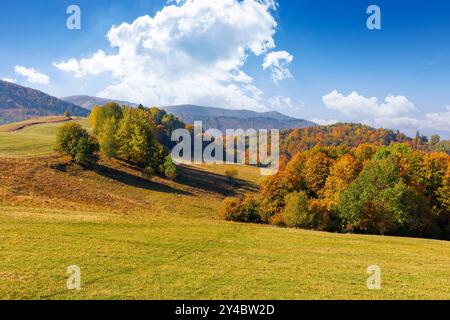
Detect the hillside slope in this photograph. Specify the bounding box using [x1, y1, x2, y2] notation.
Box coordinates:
[0, 155, 449, 299]
[0, 81, 89, 124]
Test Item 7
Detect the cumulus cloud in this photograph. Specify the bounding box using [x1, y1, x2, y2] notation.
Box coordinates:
[14, 66, 50, 85]
[322, 90, 415, 118]
[423, 106, 450, 131]
[2, 78, 17, 83]
[262, 50, 293, 83]
[269, 95, 297, 110]
[322, 90, 450, 134]
[53, 0, 293, 111]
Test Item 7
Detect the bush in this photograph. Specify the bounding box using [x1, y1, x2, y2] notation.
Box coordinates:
[225, 168, 239, 179]
[55, 122, 99, 167]
[220, 196, 261, 223]
[164, 155, 179, 179]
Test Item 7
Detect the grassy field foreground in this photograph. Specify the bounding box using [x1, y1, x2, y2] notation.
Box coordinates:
[1, 205, 449, 299]
[0, 120, 449, 299]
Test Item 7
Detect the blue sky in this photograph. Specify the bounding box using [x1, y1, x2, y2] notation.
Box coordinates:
[1, 0, 449, 137]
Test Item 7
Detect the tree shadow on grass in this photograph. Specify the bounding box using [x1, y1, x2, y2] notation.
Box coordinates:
[177, 165, 259, 197]
[94, 164, 193, 196]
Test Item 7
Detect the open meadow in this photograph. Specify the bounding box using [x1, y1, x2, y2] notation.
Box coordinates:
[0, 119, 449, 299]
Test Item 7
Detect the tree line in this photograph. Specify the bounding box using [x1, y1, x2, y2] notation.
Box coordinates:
[222, 143, 450, 240]
[280, 123, 450, 161]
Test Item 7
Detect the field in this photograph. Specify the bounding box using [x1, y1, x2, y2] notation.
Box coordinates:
[0, 120, 449, 299]
[0, 117, 88, 157]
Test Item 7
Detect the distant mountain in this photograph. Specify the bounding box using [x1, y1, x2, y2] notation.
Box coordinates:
[163, 105, 316, 131]
[60, 95, 315, 131]
[0, 81, 89, 124]
[62, 95, 138, 110]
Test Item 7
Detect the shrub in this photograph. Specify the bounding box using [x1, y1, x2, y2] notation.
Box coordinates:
[55, 122, 99, 167]
[164, 155, 179, 179]
[220, 196, 261, 223]
[225, 168, 239, 179]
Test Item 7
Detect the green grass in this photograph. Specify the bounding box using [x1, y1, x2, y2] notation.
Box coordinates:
[0, 118, 89, 157]
[193, 163, 264, 185]
[1, 205, 449, 300]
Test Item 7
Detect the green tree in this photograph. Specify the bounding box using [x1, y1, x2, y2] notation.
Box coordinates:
[430, 134, 441, 146]
[282, 191, 309, 228]
[74, 135, 100, 168]
[337, 156, 431, 235]
[55, 122, 99, 167]
[116, 108, 164, 171]
[98, 117, 119, 158]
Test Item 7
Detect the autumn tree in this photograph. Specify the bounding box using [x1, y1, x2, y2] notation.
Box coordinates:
[321, 154, 359, 202]
[302, 151, 333, 197]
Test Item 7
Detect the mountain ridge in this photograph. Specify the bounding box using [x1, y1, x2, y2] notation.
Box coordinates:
[0, 81, 89, 124]
[62, 95, 316, 131]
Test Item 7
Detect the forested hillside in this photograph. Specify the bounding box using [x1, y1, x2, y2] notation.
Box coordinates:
[0, 80, 88, 124]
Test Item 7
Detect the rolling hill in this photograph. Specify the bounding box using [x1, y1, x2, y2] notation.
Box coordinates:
[62, 95, 316, 131]
[0, 81, 89, 124]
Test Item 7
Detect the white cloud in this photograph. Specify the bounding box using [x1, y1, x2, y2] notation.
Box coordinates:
[262, 50, 293, 83]
[53, 0, 292, 111]
[53, 50, 118, 78]
[322, 90, 450, 134]
[322, 90, 415, 118]
[311, 118, 339, 126]
[2, 78, 17, 83]
[14, 66, 50, 85]
[269, 95, 292, 109]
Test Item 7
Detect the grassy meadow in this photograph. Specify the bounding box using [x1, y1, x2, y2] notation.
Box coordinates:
[0, 119, 449, 299]
[0, 117, 89, 157]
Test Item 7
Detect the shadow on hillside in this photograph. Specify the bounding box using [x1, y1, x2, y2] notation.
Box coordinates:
[94, 164, 193, 196]
[178, 165, 259, 196]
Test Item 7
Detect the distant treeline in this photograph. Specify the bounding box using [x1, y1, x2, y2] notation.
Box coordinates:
[222, 143, 450, 240]
[280, 123, 450, 160]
